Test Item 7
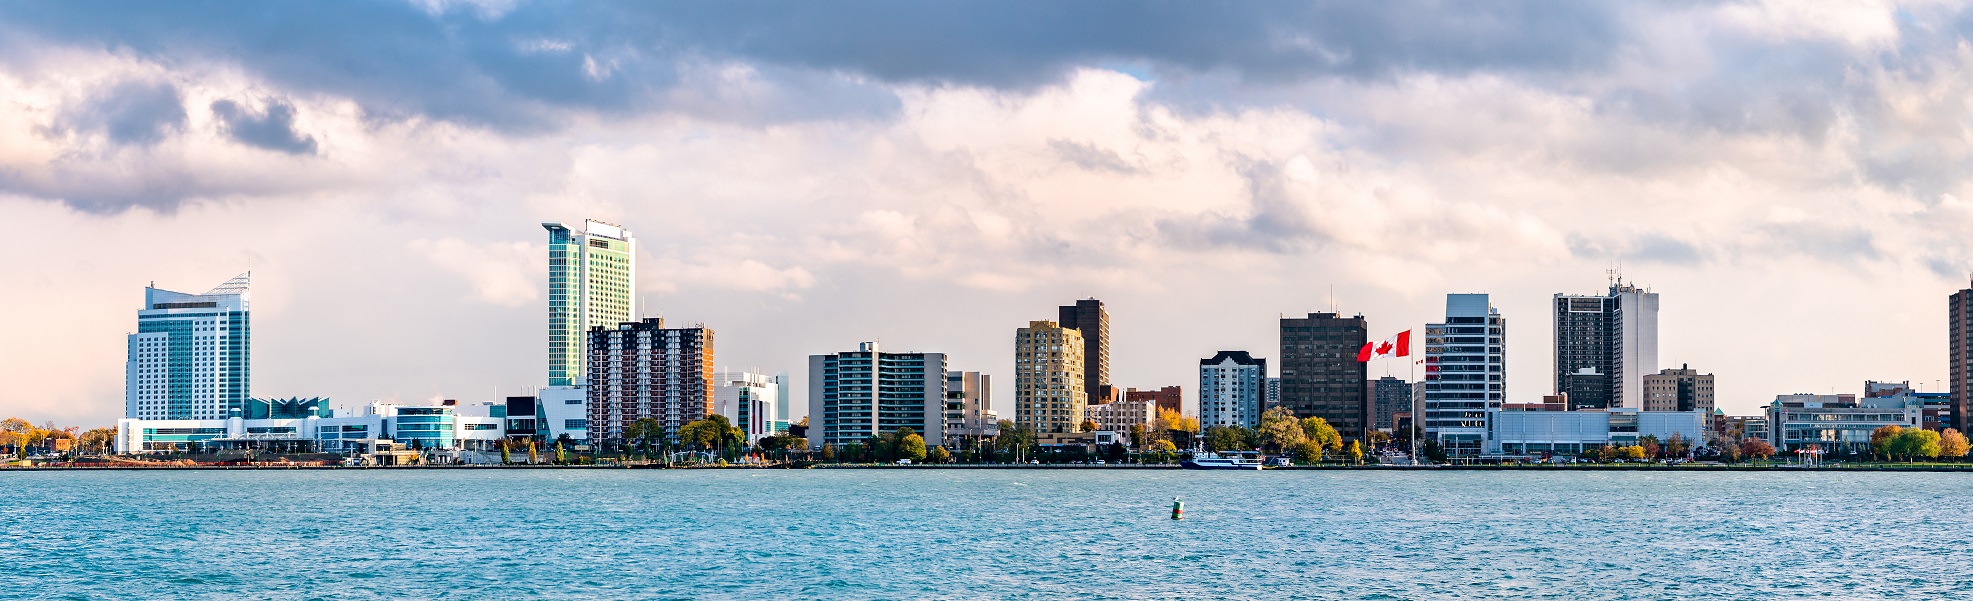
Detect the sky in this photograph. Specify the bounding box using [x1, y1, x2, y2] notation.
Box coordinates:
[3, 1, 1972, 425]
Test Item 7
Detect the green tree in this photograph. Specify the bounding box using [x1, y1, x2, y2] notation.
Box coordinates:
[500, 441, 512, 465]
[1292, 439, 1325, 464]
[1300, 416, 1342, 457]
[1888, 428, 1942, 461]
[555, 441, 567, 464]
[820, 443, 837, 462]
[995, 421, 1035, 462]
[1204, 426, 1250, 452]
[1420, 438, 1448, 463]
[1127, 425, 1147, 451]
[1257, 407, 1306, 452]
[897, 432, 928, 462]
[1941, 428, 1970, 458]
[928, 446, 951, 463]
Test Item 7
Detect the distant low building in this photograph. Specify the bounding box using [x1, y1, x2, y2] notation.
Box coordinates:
[115, 401, 506, 454]
[809, 342, 948, 450]
[1489, 408, 1707, 456]
[1766, 393, 1917, 453]
[1124, 386, 1182, 415]
[1087, 397, 1155, 438]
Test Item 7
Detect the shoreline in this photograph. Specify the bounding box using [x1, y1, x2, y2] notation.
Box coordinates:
[11, 463, 1973, 472]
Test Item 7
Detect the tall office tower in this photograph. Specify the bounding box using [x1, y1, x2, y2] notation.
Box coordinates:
[125, 273, 252, 420]
[808, 342, 948, 449]
[944, 371, 998, 446]
[1125, 386, 1183, 415]
[585, 318, 713, 445]
[1199, 351, 1267, 429]
[1642, 364, 1715, 414]
[544, 220, 636, 388]
[1279, 312, 1369, 436]
[1371, 376, 1411, 431]
[1423, 294, 1505, 456]
[1265, 377, 1282, 409]
[1954, 282, 1973, 432]
[1058, 299, 1110, 405]
[1015, 321, 1087, 434]
[1553, 279, 1658, 409]
[714, 369, 779, 444]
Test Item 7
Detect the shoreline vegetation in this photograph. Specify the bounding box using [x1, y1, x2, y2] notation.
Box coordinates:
[15, 461, 1973, 472]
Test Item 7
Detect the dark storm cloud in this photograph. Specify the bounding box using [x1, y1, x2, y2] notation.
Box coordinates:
[0, 1, 1634, 130]
[53, 79, 186, 145]
[211, 98, 317, 155]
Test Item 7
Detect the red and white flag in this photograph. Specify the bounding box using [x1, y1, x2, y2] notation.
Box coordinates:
[1356, 330, 1411, 362]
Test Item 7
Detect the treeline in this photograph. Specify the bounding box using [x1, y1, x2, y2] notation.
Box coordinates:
[1, 418, 115, 459]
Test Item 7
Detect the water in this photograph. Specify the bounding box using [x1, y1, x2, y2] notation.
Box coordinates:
[3, 469, 1969, 599]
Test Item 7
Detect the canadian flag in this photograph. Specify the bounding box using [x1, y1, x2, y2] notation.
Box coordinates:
[1356, 330, 1411, 362]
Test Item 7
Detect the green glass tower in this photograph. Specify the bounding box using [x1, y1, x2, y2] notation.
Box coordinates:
[544, 220, 636, 388]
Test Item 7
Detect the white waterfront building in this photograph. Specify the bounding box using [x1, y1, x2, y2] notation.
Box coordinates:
[1199, 351, 1266, 429]
[1424, 293, 1506, 457]
[714, 369, 781, 444]
[116, 400, 506, 455]
[126, 273, 253, 420]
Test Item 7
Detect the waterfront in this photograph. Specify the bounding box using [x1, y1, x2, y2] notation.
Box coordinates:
[4, 471, 1970, 599]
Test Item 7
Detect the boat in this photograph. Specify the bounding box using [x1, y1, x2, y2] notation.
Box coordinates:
[1181, 451, 1264, 470]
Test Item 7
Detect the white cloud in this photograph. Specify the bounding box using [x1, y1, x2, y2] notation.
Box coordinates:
[408, 238, 545, 307]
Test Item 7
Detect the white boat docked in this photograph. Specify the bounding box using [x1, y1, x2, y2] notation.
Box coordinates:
[1181, 451, 1265, 470]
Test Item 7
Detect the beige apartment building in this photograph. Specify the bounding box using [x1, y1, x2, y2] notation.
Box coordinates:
[1642, 364, 1715, 414]
[1015, 321, 1087, 435]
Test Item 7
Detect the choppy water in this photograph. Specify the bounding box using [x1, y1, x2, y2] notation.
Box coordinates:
[3, 469, 1970, 599]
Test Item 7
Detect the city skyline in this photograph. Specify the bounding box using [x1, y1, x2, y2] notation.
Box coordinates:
[11, 3, 1973, 424]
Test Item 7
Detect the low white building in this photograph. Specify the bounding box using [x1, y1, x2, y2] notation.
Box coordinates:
[115, 400, 507, 454]
[1487, 408, 1707, 456]
[538, 386, 588, 442]
[714, 369, 780, 444]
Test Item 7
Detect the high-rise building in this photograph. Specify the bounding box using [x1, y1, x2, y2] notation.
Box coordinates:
[545, 220, 636, 388]
[1058, 299, 1110, 405]
[585, 318, 713, 445]
[808, 342, 948, 449]
[1553, 280, 1658, 409]
[1952, 282, 1973, 432]
[1278, 312, 1368, 436]
[1124, 386, 1183, 415]
[1199, 351, 1267, 429]
[944, 371, 998, 446]
[1370, 376, 1410, 431]
[1424, 294, 1505, 456]
[1641, 364, 1714, 414]
[125, 273, 252, 420]
[1016, 321, 1087, 434]
[714, 369, 779, 444]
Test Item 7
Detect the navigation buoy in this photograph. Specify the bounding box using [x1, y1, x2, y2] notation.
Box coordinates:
[1171, 497, 1184, 520]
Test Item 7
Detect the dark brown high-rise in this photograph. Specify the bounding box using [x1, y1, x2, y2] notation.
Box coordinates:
[1059, 299, 1111, 405]
[1952, 283, 1973, 431]
[1279, 312, 1369, 439]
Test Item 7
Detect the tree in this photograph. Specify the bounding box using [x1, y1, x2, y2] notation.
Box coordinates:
[1292, 439, 1326, 464]
[555, 441, 567, 464]
[1870, 425, 1904, 460]
[527, 440, 539, 464]
[1740, 439, 1775, 460]
[1257, 407, 1306, 452]
[1204, 426, 1250, 452]
[897, 432, 928, 462]
[820, 443, 837, 462]
[1620, 445, 1647, 461]
[995, 420, 1035, 462]
[1156, 408, 1200, 449]
[1718, 440, 1743, 463]
[1639, 435, 1662, 460]
[1079, 419, 1099, 433]
[1127, 425, 1147, 451]
[1346, 440, 1364, 464]
[1942, 428, 1970, 458]
[78, 427, 117, 455]
[1664, 433, 1691, 459]
[1151, 439, 1177, 452]
[928, 446, 951, 464]
[1300, 416, 1341, 457]
[500, 441, 512, 464]
[679, 414, 745, 452]
[1420, 438, 1448, 463]
[1888, 428, 1942, 461]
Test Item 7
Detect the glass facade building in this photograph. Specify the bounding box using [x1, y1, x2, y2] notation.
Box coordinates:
[545, 220, 636, 388]
[125, 273, 252, 420]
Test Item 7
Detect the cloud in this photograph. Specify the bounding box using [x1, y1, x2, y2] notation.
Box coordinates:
[53, 79, 185, 145]
[408, 238, 544, 307]
[210, 98, 318, 155]
[1048, 138, 1140, 174]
